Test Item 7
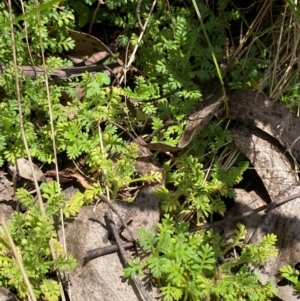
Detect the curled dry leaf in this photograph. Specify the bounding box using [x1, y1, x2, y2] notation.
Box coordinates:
[178, 81, 224, 148]
[232, 127, 297, 199]
[142, 81, 224, 152]
[45, 169, 90, 188]
[231, 122, 300, 278]
[217, 89, 300, 283]
[67, 30, 121, 66]
[228, 89, 300, 162]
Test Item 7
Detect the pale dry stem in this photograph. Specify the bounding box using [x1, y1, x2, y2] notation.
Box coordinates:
[9, 0, 68, 299]
[119, 0, 157, 84]
[0, 213, 37, 301]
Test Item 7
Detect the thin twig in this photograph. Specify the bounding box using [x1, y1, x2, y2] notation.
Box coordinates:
[136, 0, 143, 30]
[8, 10, 68, 298]
[20, 0, 36, 77]
[84, 242, 134, 261]
[130, 89, 179, 103]
[32, 3, 68, 300]
[0, 63, 122, 80]
[118, 209, 136, 235]
[89, 0, 104, 34]
[104, 64, 121, 86]
[13, 0, 68, 298]
[110, 121, 140, 142]
[97, 194, 136, 242]
[105, 210, 152, 301]
[143, 121, 180, 143]
[94, 124, 111, 211]
[189, 191, 300, 233]
[8, 0, 45, 215]
[122, 41, 143, 141]
[119, 0, 157, 84]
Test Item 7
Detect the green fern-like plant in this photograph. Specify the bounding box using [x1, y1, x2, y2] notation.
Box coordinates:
[156, 154, 248, 220]
[0, 182, 77, 300]
[280, 265, 300, 293]
[124, 215, 278, 301]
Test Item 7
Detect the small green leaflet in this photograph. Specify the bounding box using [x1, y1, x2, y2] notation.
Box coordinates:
[95, 72, 111, 86]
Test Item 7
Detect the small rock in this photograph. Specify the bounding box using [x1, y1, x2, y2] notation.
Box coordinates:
[59, 187, 161, 301]
[8, 158, 45, 182]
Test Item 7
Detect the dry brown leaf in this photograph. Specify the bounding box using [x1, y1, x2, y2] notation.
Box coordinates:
[68, 30, 121, 66]
[178, 81, 223, 148]
[228, 90, 300, 162]
[232, 127, 297, 198]
[232, 127, 300, 278]
[45, 169, 90, 187]
[142, 82, 224, 152]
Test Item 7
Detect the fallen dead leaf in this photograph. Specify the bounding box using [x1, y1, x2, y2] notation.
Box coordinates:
[68, 30, 121, 66]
